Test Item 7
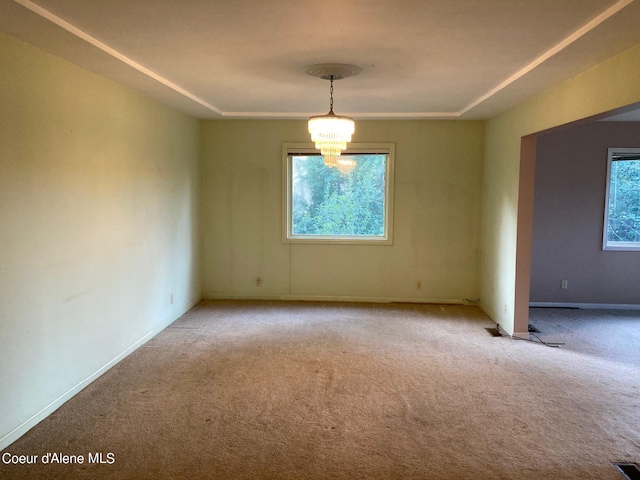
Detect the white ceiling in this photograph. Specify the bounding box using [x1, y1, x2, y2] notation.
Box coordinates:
[2, 0, 640, 120]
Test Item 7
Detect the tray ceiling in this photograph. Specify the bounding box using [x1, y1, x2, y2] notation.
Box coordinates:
[1, 0, 640, 119]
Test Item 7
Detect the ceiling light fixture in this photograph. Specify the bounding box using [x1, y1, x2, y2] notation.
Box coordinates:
[306, 64, 361, 167]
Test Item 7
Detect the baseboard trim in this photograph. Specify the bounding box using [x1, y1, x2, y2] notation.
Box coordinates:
[0, 295, 202, 451]
[530, 302, 640, 310]
[478, 302, 496, 322]
[507, 328, 531, 340]
[477, 302, 517, 337]
[202, 293, 470, 305]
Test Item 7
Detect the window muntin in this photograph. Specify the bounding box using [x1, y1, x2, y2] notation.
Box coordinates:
[603, 148, 640, 251]
[283, 143, 394, 244]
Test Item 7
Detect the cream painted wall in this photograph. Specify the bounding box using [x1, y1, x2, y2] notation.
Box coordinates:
[0, 34, 201, 448]
[201, 120, 484, 303]
[481, 42, 640, 336]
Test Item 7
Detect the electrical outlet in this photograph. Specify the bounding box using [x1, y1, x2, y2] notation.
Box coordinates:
[416, 281, 422, 290]
[256, 277, 262, 287]
[503, 303, 507, 314]
[170, 293, 174, 304]
[561, 280, 568, 289]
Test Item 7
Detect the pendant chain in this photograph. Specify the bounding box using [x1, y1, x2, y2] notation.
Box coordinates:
[329, 76, 334, 112]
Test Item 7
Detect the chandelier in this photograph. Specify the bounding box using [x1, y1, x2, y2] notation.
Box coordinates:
[306, 64, 361, 168]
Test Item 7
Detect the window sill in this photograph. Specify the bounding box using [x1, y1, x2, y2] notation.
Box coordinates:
[284, 235, 392, 246]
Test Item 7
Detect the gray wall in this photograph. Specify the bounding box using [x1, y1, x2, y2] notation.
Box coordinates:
[530, 121, 640, 305]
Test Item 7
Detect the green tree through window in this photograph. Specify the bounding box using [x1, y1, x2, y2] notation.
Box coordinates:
[292, 155, 386, 236]
[604, 149, 640, 250]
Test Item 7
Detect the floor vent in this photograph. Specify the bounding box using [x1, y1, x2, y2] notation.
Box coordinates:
[614, 463, 640, 480]
[485, 327, 501, 337]
[528, 324, 540, 333]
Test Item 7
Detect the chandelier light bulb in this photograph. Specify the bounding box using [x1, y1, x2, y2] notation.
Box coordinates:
[308, 111, 355, 159]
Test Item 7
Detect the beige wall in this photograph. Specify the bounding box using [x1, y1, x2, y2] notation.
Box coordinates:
[481, 42, 640, 336]
[201, 120, 484, 303]
[0, 34, 201, 448]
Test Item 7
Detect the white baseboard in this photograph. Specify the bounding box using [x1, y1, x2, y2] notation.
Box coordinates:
[202, 293, 470, 305]
[530, 302, 640, 310]
[0, 295, 202, 451]
[504, 326, 530, 340]
[478, 302, 496, 322]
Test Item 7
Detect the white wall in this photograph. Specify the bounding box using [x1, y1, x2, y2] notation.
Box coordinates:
[0, 33, 201, 449]
[201, 119, 484, 303]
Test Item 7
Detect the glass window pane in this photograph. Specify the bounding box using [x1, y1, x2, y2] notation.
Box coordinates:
[607, 158, 640, 244]
[291, 154, 387, 237]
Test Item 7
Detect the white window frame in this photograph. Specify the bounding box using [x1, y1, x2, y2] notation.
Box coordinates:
[603, 147, 640, 251]
[282, 143, 395, 245]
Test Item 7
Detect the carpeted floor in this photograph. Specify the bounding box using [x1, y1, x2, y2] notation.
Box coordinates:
[1, 301, 639, 479]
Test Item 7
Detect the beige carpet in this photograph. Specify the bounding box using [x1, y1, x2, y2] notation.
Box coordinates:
[1, 300, 639, 479]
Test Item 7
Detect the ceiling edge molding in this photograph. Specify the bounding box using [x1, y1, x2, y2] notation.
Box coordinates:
[220, 111, 462, 119]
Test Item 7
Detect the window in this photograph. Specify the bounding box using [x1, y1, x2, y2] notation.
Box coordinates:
[603, 148, 640, 251]
[283, 143, 394, 244]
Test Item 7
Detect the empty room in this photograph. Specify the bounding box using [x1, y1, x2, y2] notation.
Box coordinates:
[1, 1, 639, 479]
